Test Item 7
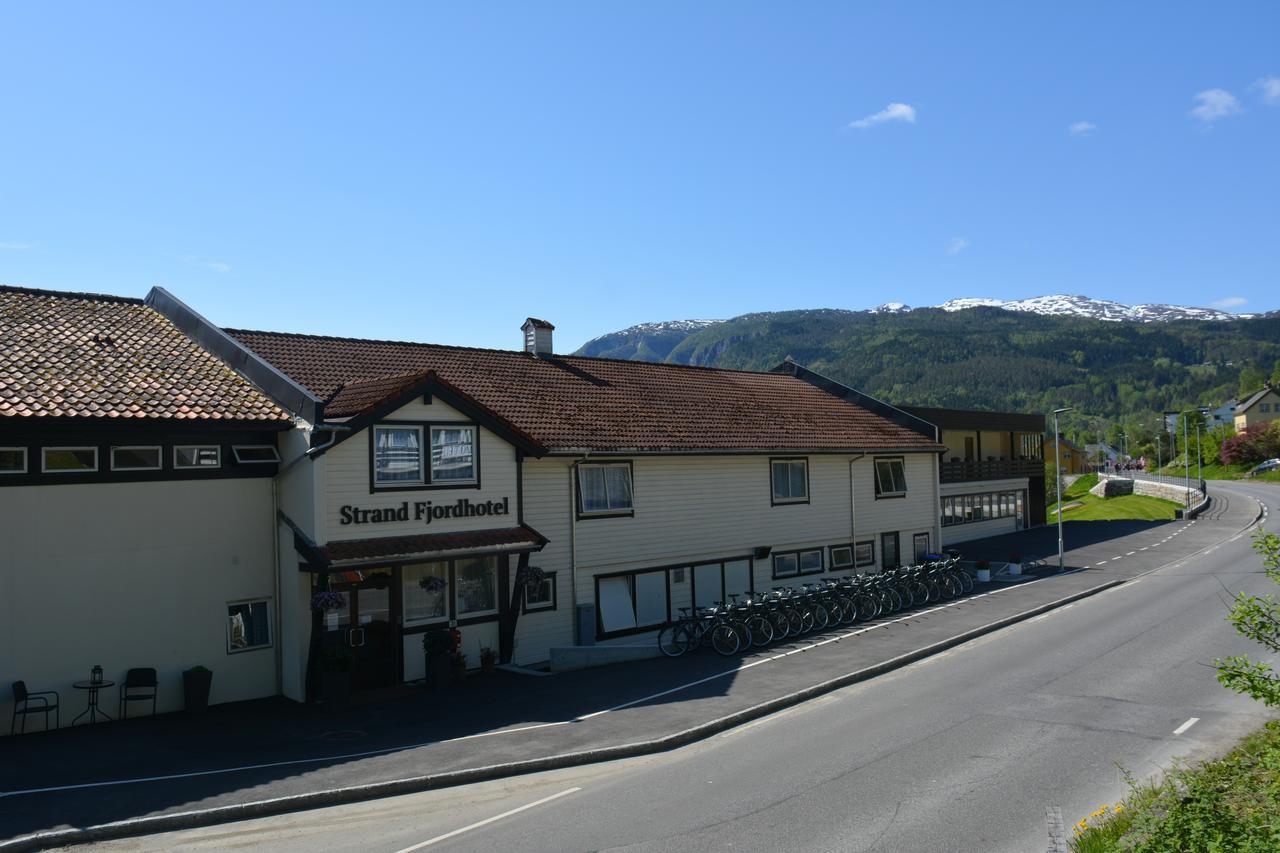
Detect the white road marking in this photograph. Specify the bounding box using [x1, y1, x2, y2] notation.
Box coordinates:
[393, 787, 582, 852]
[1097, 560, 1108, 564]
[1139, 547, 1149, 551]
[1126, 551, 1136, 556]
[1173, 717, 1200, 736]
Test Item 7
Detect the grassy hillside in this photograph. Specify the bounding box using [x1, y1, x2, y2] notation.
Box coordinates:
[575, 307, 1280, 429]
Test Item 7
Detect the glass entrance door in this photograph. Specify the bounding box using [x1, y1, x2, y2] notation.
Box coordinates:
[326, 569, 399, 691]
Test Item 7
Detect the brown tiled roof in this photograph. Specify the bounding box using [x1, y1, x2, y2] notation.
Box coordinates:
[0, 286, 292, 423]
[228, 328, 941, 453]
[324, 525, 547, 565]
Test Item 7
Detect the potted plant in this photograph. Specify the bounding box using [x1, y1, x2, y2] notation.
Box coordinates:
[974, 560, 991, 584]
[320, 646, 354, 710]
[183, 665, 213, 713]
[311, 590, 346, 612]
[1007, 552, 1022, 576]
[422, 628, 454, 691]
[480, 646, 497, 674]
[450, 651, 468, 683]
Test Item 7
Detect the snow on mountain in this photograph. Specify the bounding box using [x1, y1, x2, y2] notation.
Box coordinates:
[936, 294, 1254, 323]
[579, 318, 722, 345]
[870, 302, 912, 313]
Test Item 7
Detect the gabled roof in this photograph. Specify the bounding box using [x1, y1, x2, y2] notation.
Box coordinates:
[225, 328, 943, 454]
[0, 286, 291, 424]
[1237, 384, 1277, 414]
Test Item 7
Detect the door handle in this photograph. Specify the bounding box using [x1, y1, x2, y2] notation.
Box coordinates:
[347, 628, 365, 648]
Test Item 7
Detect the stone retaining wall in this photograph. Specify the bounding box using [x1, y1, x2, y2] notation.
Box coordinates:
[1098, 474, 1203, 507]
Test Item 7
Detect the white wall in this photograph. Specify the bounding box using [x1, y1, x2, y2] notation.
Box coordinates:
[939, 477, 1028, 547]
[1, 478, 277, 732]
[512, 459, 576, 665]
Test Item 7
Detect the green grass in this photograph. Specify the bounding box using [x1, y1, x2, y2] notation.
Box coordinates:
[1050, 492, 1182, 521]
[1071, 721, 1280, 852]
[1064, 473, 1099, 499]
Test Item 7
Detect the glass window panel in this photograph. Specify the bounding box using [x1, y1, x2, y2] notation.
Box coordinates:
[403, 562, 449, 626]
[373, 426, 422, 485]
[455, 557, 497, 616]
[604, 465, 633, 510]
[0, 448, 25, 472]
[431, 427, 475, 482]
[914, 533, 930, 562]
[227, 601, 271, 651]
[831, 546, 854, 568]
[44, 447, 97, 471]
[579, 466, 609, 513]
[724, 560, 752, 598]
[799, 550, 823, 573]
[599, 577, 637, 633]
[855, 542, 874, 566]
[774, 553, 799, 577]
[788, 462, 807, 498]
[112, 446, 161, 470]
[772, 460, 807, 501]
[694, 563, 723, 608]
[963, 495, 974, 522]
[634, 571, 668, 627]
[526, 573, 554, 608]
[983, 494, 994, 519]
[881, 533, 899, 569]
[891, 461, 907, 493]
[233, 446, 280, 464]
[175, 446, 220, 468]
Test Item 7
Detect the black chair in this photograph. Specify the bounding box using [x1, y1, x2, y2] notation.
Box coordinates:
[119, 668, 158, 719]
[11, 681, 59, 734]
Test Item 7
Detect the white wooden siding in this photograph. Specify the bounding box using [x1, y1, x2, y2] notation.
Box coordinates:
[512, 459, 575, 664]
[323, 397, 520, 542]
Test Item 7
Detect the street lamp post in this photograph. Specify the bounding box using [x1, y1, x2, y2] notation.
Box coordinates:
[1054, 407, 1073, 573]
[1156, 431, 1162, 485]
[1196, 423, 1203, 496]
[1183, 412, 1190, 509]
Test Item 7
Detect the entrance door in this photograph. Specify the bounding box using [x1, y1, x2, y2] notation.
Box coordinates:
[326, 569, 398, 691]
[881, 532, 900, 570]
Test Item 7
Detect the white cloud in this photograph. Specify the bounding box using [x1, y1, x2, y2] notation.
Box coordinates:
[1068, 120, 1097, 136]
[206, 261, 231, 273]
[1256, 76, 1280, 105]
[0, 242, 34, 250]
[850, 102, 917, 129]
[945, 237, 970, 255]
[1189, 89, 1242, 124]
[1211, 296, 1247, 309]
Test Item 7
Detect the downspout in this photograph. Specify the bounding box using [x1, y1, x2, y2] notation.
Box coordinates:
[568, 454, 590, 644]
[848, 453, 866, 548]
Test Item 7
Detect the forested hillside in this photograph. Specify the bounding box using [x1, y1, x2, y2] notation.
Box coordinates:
[574, 307, 1280, 436]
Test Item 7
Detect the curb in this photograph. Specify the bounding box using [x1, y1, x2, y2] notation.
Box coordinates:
[4, 577, 1127, 853]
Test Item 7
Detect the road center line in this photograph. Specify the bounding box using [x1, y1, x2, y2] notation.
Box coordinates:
[1173, 717, 1200, 736]
[393, 787, 582, 852]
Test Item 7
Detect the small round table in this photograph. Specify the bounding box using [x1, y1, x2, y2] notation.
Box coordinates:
[71, 680, 116, 725]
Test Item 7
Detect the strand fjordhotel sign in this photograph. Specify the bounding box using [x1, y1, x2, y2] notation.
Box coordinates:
[339, 497, 511, 526]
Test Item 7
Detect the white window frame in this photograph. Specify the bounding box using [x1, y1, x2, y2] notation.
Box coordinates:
[874, 458, 908, 497]
[174, 445, 221, 469]
[110, 445, 163, 471]
[0, 447, 27, 474]
[830, 545, 854, 569]
[232, 445, 281, 465]
[770, 458, 809, 504]
[429, 426, 477, 485]
[577, 462, 635, 516]
[454, 556, 499, 619]
[226, 598, 273, 653]
[42, 446, 98, 473]
[523, 571, 557, 613]
[372, 424, 425, 487]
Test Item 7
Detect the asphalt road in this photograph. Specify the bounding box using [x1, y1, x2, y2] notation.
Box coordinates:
[80, 480, 1279, 853]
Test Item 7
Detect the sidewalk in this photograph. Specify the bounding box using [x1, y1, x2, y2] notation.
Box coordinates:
[1, 487, 1263, 850]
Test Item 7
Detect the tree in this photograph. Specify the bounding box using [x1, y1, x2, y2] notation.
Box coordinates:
[1220, 422, 1280, 466]
[1239, 365, 1267, 398]
[1217, 533, 1280, 705]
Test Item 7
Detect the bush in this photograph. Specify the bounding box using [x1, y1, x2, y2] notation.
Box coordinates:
[1220, 422, 1280, 466]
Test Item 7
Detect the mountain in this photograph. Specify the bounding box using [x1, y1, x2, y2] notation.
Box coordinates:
[935, 294, 1252, 323]
[571, 303, 1280, 424]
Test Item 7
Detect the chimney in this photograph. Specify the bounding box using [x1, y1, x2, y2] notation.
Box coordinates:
[522, 317, 555, 356]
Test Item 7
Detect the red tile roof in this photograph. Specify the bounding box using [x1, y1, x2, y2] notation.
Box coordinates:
[0, 286, 292, 423]
[229, 328, 940, 453]
[324, 525, 547, 565]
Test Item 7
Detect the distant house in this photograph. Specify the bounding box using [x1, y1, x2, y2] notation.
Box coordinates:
[1086, 443, 1120, 466]
[1053, 434, 1089, 475]
[1234, 384, 1280, 431]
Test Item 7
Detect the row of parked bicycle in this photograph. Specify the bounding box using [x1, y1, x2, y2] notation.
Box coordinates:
[657, 555, 977, 657]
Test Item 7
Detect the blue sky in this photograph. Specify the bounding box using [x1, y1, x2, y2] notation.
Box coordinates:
[2, 3, 1277, 351]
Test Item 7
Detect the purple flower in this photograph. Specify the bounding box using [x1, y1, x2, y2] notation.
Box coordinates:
[311, 590, 346, 612]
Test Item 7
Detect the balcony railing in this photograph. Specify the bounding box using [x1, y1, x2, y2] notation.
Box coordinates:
[940, 458, 1044, 483]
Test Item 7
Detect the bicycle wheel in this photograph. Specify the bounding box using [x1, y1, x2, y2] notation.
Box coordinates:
[799, 609, 815, 634]
[957, 571, 975, 594]
[658, 622, 687, 657]
[730, 618, 751, 650]
[856, 594, 879, 622]
[769, 609, 791, 640]
[925, 580, 941, 603]
[787, 608, 805, 636]
[811, 602, 830, 631]
[747, 614, 774, 647]
[710, 623, 740, 656]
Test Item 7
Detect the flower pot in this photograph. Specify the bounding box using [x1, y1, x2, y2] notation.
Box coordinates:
[425, 653, 451, 691]
[322, 669, 351, 711]
[183, 668, 213, 713]
[975, 568, 991, 583]
[1007, 562, 1022, 576]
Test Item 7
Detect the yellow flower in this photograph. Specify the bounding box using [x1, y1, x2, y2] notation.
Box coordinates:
[1114, 805, 1124, 814]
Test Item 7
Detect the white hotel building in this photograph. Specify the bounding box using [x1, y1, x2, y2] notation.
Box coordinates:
[4, 285, 951, 722]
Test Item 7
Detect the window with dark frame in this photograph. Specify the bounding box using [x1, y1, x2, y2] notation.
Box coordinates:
[880, 532, 900, 570]
[373, 425, 423, 485]
[772, 548, 823, 579]
[913, 532, 930, 562]
[524, 570, 556, 613]
[430, 426, 476, 483]
[111, 446, 162, 471]
[597, 568, 670, 637]
[577, 462, 634, 515]
[0, 447, 28, 473]
[232, 445, 281, 464]
[874, 458, 907, 497]
[43, 447, 98, 472]
[830, 545, 854, 569]
[854, 540, 875, 567]
[227, 600, 271, 652]
[770, 458, 809, 504]
[941, 491, 1025, 527]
